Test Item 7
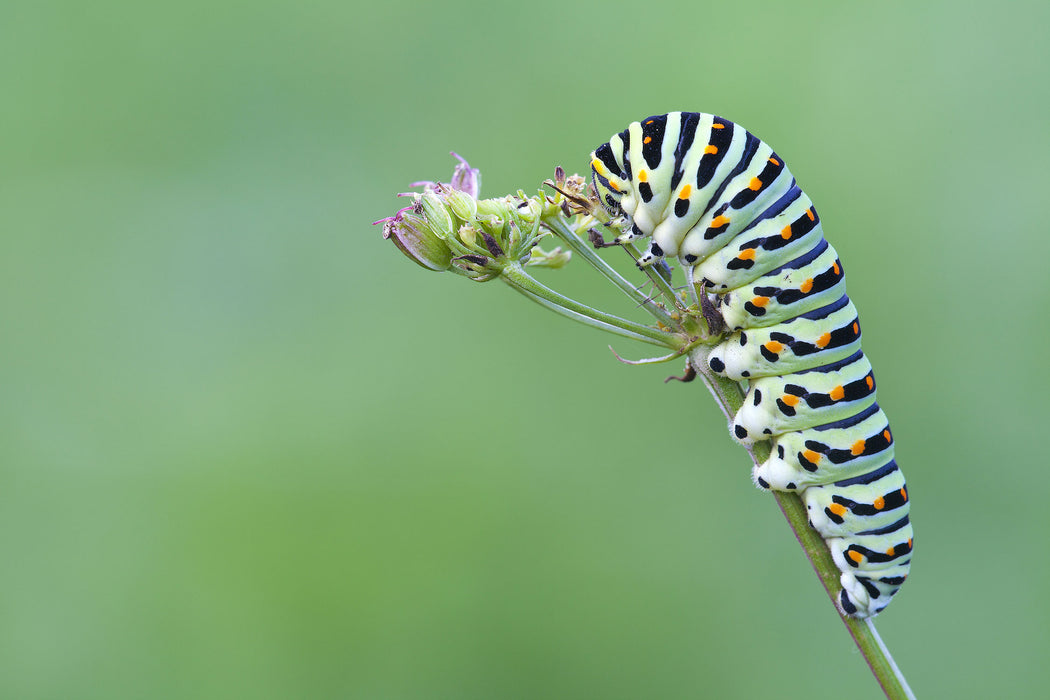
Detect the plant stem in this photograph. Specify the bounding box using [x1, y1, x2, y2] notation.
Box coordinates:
[685, 344, 916, 700]
[500, 263, 679, 349]
[622, 241, 684, 315]
[542, 216, 677, 327]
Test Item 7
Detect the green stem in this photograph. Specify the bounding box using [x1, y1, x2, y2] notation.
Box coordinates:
[622, 241, 684, 315]
[500, 263, 679, 349]
[685, 344, 916, 700]
[542, 216, 677, 327]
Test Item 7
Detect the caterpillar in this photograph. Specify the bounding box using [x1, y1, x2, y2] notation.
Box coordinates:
[589, 112, 912, 618]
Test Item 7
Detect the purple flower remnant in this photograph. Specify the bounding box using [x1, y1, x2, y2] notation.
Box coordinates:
[409, 152, 480, 198]
[448, 152, 480, 197]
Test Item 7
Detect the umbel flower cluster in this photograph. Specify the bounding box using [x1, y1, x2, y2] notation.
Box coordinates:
[375, 154, 697, 349]
[376, 154, 569, 282]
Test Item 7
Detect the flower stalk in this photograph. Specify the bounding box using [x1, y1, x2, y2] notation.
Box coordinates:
[500, 263, 681, 347]
[376, 154, 915, 700]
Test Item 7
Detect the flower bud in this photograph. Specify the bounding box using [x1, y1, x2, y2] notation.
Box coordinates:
[419, 191, 453, 239]
[516, 198, 541, 224]
[445, 188, 478, 222]
[474, 197, 510, 218]
[381, 211, 453, 272]
[458, 224, 478, 248]
[527, 246, 572, 269]
[449, 152, 480, 197]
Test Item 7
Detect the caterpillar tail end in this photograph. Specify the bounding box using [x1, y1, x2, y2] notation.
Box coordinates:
[836, 573, 884, 618]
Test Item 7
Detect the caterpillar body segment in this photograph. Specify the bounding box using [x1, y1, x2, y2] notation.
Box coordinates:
[590, 112, 912, 618]
[731, 351, 877, 444]
[803, 460, 908, 537]
[693, 190, 821, 293]
[754, 403, 894, 491]
[709, 295, 862, 381]
[716, 239, 847, 331]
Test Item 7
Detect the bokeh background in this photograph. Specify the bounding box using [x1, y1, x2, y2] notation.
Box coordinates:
[3, 1, 1048, 698]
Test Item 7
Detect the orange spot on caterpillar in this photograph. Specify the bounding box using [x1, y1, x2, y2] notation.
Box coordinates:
[748, 177, 762, 191]
[643, 136, 652, 144]
[738, 248, 756, 261]
[764, 341, 784, 354]
[799, 278, 813, 294]
[866, 375, 874, 390]
[851, 439, 866, 455]
[830, 386, 846, 401]
[637, 169, 648, 182]
[907, 538, 912, 548]
[781, 225, 792, 239]
[678, 184, 692, 200]
[645, 119, 654, 125]
[873, 496, 886, 510]
[816, 332, 831, 348]
[607, 180, 621, 192]
[830, 503, 847, 516]
[780, 394, 799, 407]
[751, 296, 769, 308]
[833, 262, 841, 275]
[710, 215, 730, 228]
[704, 145, 718, 154]
[712, 123, 725, 129]
[901, 488, 908, 500]
[806, 208, 815, 221]
[802, 449, 821, 464]
[848, 550, 864, 563]
[591, 158, 603, 173]
[769, 157, 780, 166]
[852, 322, 859, 334]
[886, 546, 896, 556]
[883, 429, 891, 442]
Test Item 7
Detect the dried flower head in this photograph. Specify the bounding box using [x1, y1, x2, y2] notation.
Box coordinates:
[376, 154, 563, 281]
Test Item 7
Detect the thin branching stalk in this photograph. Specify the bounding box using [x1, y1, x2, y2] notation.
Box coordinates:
[500, 263, 680, 348]
[542, 216, 678, 327]
[622, 241, 684, 314]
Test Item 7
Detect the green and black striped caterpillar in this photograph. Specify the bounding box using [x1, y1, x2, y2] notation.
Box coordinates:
[590, 112, 912, 617]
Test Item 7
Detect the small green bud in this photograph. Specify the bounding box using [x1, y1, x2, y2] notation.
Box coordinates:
[527, 246, 572, 269]
[380, 211, 454, 272]
[458, 224, 477, 248]
[506, 219, 521, 252]
[475, 198, 509, 218]
[420, 191, 454, 239]
[445, 188, 478, 222]
[476, 214, 504, 239]
[515, 196, 541, 224]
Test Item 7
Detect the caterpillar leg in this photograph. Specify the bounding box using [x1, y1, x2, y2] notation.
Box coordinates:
[633, 240, 665, 268]
[614, 221, 645, 246]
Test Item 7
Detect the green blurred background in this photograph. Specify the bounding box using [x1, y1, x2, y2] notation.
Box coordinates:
[3, 1, 1047, 698]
